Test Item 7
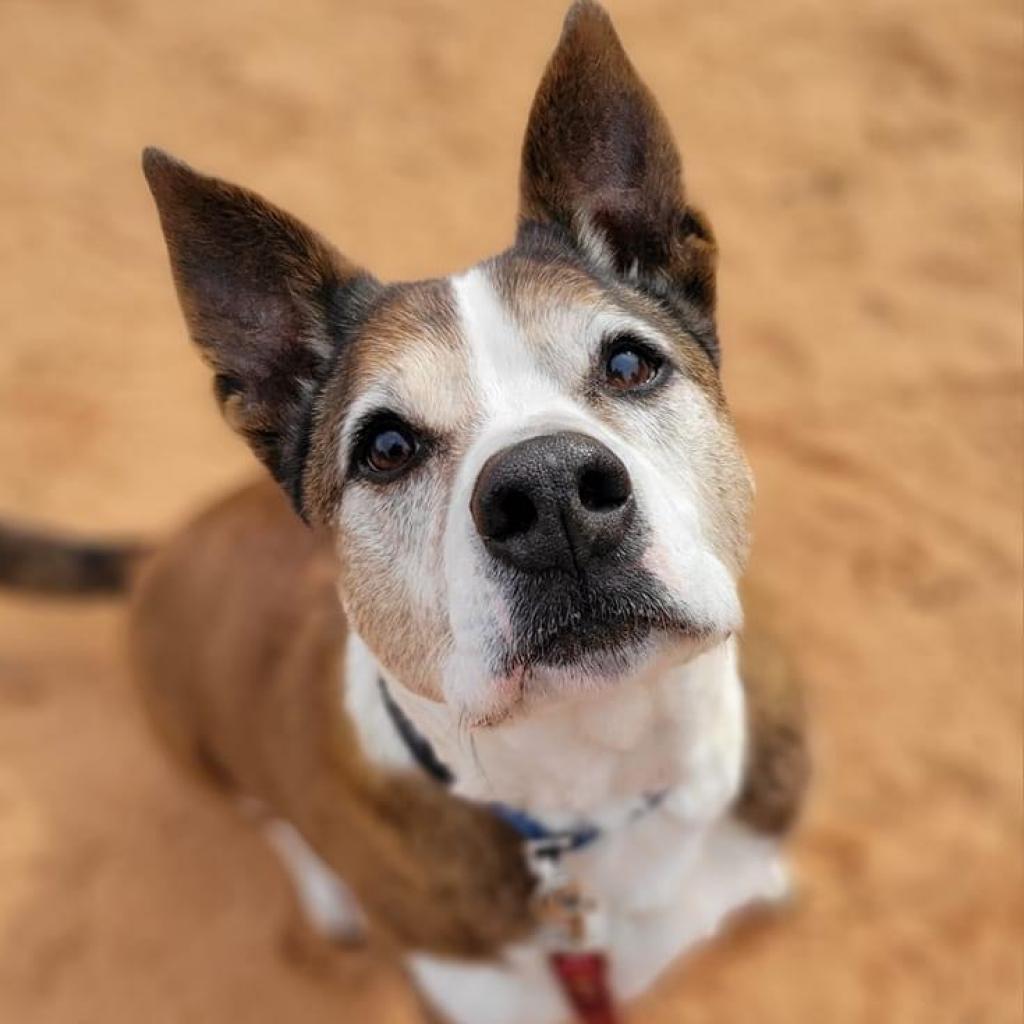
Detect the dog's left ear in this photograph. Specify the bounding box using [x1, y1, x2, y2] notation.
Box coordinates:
[520, 1, 717, 351]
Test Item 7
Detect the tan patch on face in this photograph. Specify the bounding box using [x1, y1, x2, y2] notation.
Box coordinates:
[345, 280, 467, 396]
[303, 279, 468, 523]
[336, 524, 450, 703]
[304, 278, 478, 700]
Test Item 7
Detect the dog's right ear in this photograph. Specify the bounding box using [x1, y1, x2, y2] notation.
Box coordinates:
[142, 148, 379, 514]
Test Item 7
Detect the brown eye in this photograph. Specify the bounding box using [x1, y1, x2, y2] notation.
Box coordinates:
[605, 341, 662, 391]
[365, 425, 416, 476]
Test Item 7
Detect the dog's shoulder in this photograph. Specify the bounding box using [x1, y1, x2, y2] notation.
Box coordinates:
[128, 479, 338, 786]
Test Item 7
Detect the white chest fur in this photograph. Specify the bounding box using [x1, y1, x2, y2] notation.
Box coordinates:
[408, 814, 786, 1024]
[334, 636, 788, 1024]
[347, 636, 749, 822]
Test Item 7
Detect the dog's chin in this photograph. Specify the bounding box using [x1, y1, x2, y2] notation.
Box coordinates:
[446, 560, 741, 727]
[463, 619, 724, 728]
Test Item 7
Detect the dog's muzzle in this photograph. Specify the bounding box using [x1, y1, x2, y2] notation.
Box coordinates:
[469, 431, 702, 674]
[471, 431, 635, 576]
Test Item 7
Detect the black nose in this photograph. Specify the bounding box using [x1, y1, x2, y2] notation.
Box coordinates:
[471, 432, 635, 575]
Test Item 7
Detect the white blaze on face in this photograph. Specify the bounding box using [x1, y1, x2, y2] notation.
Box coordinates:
[440, 265, 744, 725]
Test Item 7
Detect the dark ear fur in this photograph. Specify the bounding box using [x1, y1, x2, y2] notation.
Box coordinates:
[520, 1, 718, 357]
[142, 148, 379, 513]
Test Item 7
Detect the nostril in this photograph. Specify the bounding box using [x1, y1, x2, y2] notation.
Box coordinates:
[487, 487, 538, 542]
[578, 464, 631, 513]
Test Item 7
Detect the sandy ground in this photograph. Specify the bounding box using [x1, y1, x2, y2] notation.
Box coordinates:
[0, 0, 1020, 1021]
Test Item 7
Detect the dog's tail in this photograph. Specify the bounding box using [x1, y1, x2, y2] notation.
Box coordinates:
[0, 521, 149, 596]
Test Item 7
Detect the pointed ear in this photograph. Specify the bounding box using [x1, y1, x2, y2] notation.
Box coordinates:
[519, 2, 717, 335]
[142, 148, 379, 513]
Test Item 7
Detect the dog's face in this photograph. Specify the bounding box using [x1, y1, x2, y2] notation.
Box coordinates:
[145, 1, 753, 727]
[315, 254, 751, 726]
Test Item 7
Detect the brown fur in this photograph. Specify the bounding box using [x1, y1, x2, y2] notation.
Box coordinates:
[129, 481, 535, 958]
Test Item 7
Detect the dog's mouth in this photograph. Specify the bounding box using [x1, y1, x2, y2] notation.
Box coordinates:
[497, 568, 712, 679]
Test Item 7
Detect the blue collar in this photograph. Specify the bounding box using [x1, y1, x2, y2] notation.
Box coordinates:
[379, 680, 664, 853]
[378, 678, 453, 785]
[489, 803, 602, 852]
[379, 680, 605, 851]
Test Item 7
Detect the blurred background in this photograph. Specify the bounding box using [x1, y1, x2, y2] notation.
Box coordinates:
[0, 0, 1020, 1021]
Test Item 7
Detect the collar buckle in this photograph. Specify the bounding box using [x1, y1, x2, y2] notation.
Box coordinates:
[526, 839, 607, 952]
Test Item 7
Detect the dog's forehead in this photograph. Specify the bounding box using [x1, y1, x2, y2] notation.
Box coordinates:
[452, 257, 617, 402]
[335, 245, 722, 446]
[342, 257, 615, 433]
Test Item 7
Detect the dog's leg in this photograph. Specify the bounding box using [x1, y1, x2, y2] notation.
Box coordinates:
[264, 820, 366, 944]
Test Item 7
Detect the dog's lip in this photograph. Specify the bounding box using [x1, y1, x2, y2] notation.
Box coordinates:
[509, 606, 704, 655]
[503, 611, 710, 671]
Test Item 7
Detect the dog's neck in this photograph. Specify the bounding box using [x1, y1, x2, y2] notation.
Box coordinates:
[343, 635, 748, 830]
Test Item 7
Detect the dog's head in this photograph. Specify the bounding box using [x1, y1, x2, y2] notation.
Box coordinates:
[145, 1, 753, 727]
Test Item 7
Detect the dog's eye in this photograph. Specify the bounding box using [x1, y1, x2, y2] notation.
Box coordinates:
[604, 339, 662, 392]
[363, 424, 417, 477]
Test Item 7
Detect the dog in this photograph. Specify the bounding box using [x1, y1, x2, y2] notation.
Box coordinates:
[0, 3, 809, 1021]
